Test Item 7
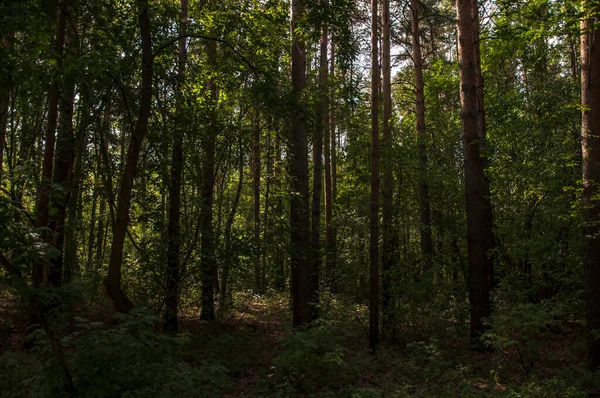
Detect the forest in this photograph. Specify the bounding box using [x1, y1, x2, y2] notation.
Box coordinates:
[1, 0, 600, 396]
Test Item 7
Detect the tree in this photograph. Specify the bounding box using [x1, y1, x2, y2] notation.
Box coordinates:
[456, 0, 493, 349]
[369, 0, 380, 352]
[290, 0, 312, 327]
[581, 0, 600, 369]
[164, 0, 188, 331]
[311, 2, 329, 320]
[410, 0, 433, 271]
[104, 0, 153, 313]
[381, 0, 395, 338]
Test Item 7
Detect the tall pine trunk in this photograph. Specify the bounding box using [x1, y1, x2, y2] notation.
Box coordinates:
[369, 0, 380, 351]
[381, 0, 396, 339]
[581, 0, 600, 369]
[456, 0, 493, 349]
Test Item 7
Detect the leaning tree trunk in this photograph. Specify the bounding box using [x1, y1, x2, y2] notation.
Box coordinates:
[581, 0, 600, 369]
[411, 0, 433, 271]
[104, 0, 153, 313]
[290, 0, 312, 327]
[369, 0, 380, 352]
[164, 0, 187, 331]
[456, 0, 493, 349]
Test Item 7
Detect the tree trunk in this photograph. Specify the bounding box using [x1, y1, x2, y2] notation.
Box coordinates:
[103, 0, 153, 313]
[456, 0, 492, 349]
[47, 19, 78, 287]
[581, 0, 600, 369]
[200, 33, 218, 321]
[34, 0, 67, 287]
[329, 41, 338, 292]
[290, 0, 312, 327]
[472, 0, 496, 289]
[381, 0, 396, 339]
[369, 0, 380, 352]
[311, 15, 328, 320]
[325, 39, 335, 291]
[0, 31, 13, 180]
[252, 112, 262, 293]
[411, 0, 433, 271]
[164, 0, 187, 331]
[221, 147, 244, 304]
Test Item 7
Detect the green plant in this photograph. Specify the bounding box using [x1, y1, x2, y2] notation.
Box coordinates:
[269, 319, 347, 395]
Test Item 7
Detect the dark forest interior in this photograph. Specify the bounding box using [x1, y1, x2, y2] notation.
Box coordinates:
[1, 0, 600, 396]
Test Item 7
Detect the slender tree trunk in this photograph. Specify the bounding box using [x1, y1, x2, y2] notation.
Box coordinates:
[221, 148, 244, 303]
[164, 0, 187, 331]
[472, 0, 496, 290]
[87, 191, 97, 267]
[581, 0, 600, 369]
[381, 0, 396, 339]
[34, 0, 67, 287]
[411, 0, 433, 271]
[290, 0, 312, 327]
[64, 85, 89, 282]
[311, 15, 328, 320]
[47, 20, 78, 287]
[263, 128, 272, 290]
[103, 0, 153, 313]
[325, 39, 334, 290]
[369, 0, 380, 352]
[0, 31, 14, 180]
[457, 0, 492, 349]
[329, 42, 338, 292]
[200, 32, 218, 321]
[252, 112, 262, 293]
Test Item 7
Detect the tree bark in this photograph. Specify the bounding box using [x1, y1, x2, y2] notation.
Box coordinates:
[164, 0, 187, 331]
[381, 0, 396, 339]
[472, 0, 496, 289]
[290, 0, 312, 327]
[34, 0, 67, 287]
[221, 147, 244, 303]
[200, 33, 218, 321]
[0, 31, 14, 180]
[581, 0, 600, 369]
[47, 17, 78, 287]
[456, 0, 492, 349]
[411, 0, 433, 271]
[311, 14, 328, 320]
[325, 39, 335, 291]
[103, 0, 153, 313]
[252, 112, 262, 293]
[369, 0, 380, 352]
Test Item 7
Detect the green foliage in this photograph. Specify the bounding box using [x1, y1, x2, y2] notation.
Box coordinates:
[268, 319, 348, 395]
[0, 307, 229, 398]
[483, 280, 582, 375]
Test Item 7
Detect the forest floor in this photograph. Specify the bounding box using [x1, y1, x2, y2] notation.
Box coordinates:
[0, 290, 599, 397]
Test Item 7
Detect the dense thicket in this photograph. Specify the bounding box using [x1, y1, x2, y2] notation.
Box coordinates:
[1, 0, 600, 396]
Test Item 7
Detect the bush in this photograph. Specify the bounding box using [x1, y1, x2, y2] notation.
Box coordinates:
[268, 319, 348, 395]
